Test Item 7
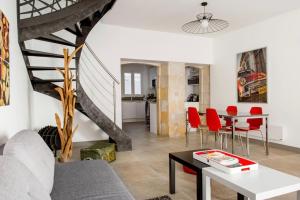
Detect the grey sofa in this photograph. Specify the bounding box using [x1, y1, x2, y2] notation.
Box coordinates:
[0, 130, 135, 200]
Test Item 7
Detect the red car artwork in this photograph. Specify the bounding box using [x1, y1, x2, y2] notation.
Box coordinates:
[237, 69, 267, 98]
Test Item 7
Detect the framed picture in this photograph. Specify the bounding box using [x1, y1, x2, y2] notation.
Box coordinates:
[0, 10, 9, 106]
[237, 47, 267, 103]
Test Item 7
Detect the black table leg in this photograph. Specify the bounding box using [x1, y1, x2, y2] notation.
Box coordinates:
[169, 158, 175, 194]
[237, 193, 245, 200]
[196, 169, 203, 200]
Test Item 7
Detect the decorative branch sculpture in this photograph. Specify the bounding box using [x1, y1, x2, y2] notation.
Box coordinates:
[55, 45, 83, 162]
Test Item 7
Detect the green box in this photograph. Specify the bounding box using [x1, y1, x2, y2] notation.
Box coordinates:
[80, 141, 116, 163]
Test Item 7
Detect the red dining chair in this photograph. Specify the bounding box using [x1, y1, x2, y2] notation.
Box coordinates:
[183, 107, 205, 175]
[237, 107, 265, 156]
[225, 106, 238, 127]
[186, 107, 206, 147]
[206, 108, 231, 150]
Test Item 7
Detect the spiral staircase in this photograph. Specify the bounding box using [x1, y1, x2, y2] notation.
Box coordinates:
[17, 0, 132, 151]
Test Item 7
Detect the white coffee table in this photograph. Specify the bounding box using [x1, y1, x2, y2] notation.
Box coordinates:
[202, 165, 300, 200]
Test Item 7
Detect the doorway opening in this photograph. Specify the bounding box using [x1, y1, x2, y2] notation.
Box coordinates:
[121, 62, 159, 135]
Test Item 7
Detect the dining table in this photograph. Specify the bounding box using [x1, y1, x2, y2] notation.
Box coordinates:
[185, 111, 270, 155]
[217, 111, 269, 155]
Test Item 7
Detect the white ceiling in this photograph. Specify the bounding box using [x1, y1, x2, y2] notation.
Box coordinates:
[102, 0, 300, 37]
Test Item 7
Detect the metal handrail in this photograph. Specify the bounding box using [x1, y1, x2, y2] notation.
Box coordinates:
[84, 43, 120, 85]
[79, 43, 120, 127]
[81, 51, 113, 85]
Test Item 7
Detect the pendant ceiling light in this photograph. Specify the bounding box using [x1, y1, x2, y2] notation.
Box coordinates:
[182, 1, 229, 34]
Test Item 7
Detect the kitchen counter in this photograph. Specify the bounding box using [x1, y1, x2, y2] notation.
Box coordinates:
[122, 97, 144, 101]
[122, 100, 145, 102]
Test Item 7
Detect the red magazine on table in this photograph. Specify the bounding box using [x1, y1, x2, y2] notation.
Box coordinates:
[193, 149, 258, 174]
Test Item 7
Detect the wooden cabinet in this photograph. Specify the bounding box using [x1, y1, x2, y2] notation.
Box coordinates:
[136, 101, 145, 119]
[122, 101, 136, 120]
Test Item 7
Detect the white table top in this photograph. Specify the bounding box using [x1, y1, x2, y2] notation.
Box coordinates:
[203, 165, 300, 200]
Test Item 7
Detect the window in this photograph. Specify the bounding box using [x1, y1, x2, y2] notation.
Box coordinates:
[124, 73, 132, 95]
[134, 73, 141, 95]
[123, 72, 142, 96]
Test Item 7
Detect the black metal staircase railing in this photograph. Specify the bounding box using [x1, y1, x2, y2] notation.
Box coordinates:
[18, 0, 79, 19]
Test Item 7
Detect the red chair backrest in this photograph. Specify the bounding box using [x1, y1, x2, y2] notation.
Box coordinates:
[206, 108, 222, 132]
[225, 106, 238, 126]
[226, 106, 238, 115]
[188, 107, 201, 128]
[247, 107, 263, 130]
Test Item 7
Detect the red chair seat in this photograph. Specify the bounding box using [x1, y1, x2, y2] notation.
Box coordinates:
[236, 107, 263, 132]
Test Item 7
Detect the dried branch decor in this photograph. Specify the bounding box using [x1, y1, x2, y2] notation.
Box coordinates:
[55, 46, 83, 162]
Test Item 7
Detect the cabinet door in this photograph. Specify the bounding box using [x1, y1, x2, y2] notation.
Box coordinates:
[122, 102, 137, 119]
[136, 101, 145, 119]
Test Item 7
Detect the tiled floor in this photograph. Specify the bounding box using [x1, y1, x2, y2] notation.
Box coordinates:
[75, 122, 300, 200]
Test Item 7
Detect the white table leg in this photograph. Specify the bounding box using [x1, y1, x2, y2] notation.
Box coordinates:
[202, 174, 211, 200]
[297, 190, 300, 200]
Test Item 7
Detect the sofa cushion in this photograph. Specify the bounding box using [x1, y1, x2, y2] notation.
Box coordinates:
[51, 160, 135, 200]
[0, 156, 51, 200]
[3, 130, 55, 193]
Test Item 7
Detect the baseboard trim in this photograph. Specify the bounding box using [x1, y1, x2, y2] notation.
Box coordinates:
[241, 137, 300, 153]
[267, 141, 300, 153]
[205, 131, 300, 154]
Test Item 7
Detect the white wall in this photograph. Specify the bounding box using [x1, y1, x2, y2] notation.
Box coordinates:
[31, 92, 108, 142]
[0, 0, 32, 145]
[85, 23, 214, 127]
[212, 8, 300, 147]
